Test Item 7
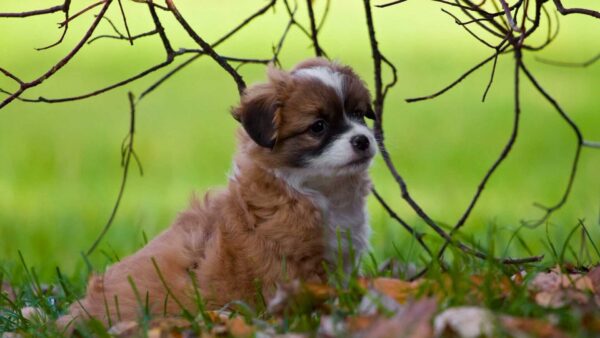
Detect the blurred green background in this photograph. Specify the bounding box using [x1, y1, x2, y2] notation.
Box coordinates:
[0, 0, 599, 279]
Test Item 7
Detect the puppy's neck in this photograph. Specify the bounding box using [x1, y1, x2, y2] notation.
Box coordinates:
[273, 167, 369, 201]
[232, 151, 371, 272]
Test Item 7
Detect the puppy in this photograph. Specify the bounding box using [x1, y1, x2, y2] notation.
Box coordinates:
[58, 57, 377, 328]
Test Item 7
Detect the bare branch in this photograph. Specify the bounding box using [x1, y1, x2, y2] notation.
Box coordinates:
[306, 0, 324, 57]
[441, 8, 496, 48]
[0, 3, 65, 18]
[552, 0, 600, 19]
[537, 52, 600, 68]
[481, 52, 498, 101]
[37, 0, 72, 51]
[371, 187, 432, 257]
[438, 51, 523, 259]
[0, 68, 24, 85]
[116, 0, 133, 45]
[87, 29, 158, 45]
[498, 0, 521, 31]
[406, 47, 506, 103]
[0, 0, 113, 110]
[364, 0, 541, 265]
[58, 0, 105, 28]
[376, 0, 408, 8]
[519, 62, 589, 227]
[87, 92, 139, 255]
[165, 0, 246, 94]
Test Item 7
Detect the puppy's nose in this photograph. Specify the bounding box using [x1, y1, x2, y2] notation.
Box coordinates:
[350, 135, 370, 152]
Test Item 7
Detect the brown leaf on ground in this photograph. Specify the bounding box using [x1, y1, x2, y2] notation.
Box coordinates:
[356, 298, 437, 338]
[267, 280, 335, 314]
[108, 321, 139, 337]
[150, 317, 193, 330]
[201, 311, 254, 337]
[530, 267, 595, 308]
[433, 306, 494, 338]
[588, 265, 600, 292]
[468, 274, 513, 300]
[500, 316, 568, 338]
[358, 277, 423, 304]
[434, 306, 568, 338]
[582, 312, 600, 333]
[1, 282, 16, 302]
[346, 315, 379, 332]
[20, 306, 47, 323]
[225, 317, 254, 337]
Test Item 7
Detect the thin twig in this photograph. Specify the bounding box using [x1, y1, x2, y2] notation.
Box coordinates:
[552, 0, 600, 19]
[37, 0, 72, 51]
[406, 48, 506, 103]
[59, 0, 105, 28]
[519, 62, 588, 227]
[0, 3, 66, 18]
[437, 51, 523, 260]
[536, 53, 600, 68]
[371, 188, 432, 256]
[0, 0, 113, 109]
[364, 0, 541, 265]
[87, 92, 139, 255]
[166, 0, 246, 94]
[116, 0, 133, 45]
[306, 0, 324, 57]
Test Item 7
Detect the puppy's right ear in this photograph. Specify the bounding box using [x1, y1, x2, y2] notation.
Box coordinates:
[232, 65, 291, 149]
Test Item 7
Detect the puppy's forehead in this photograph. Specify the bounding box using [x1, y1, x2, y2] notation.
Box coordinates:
[293, 66, 345, 100]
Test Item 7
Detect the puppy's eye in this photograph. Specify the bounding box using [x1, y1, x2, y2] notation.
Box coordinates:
[309, 119, 328, 136]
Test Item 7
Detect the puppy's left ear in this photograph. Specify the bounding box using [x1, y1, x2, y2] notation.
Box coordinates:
[232, 65, 291, 148]
[365, 106, 376, 120]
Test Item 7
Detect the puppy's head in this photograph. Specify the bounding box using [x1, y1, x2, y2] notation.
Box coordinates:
[233, 58, 376, 176]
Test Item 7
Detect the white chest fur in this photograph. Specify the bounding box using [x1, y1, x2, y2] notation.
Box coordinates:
[275, 169, 371, 272]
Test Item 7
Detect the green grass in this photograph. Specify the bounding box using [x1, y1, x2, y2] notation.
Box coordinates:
[0, 0, 600, 335]
[2, 225, 600, 336]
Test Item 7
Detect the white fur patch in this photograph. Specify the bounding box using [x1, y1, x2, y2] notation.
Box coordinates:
[274, 167, 371, 273]
[294, 67, 345, 100]
[308, 121, 376, 172]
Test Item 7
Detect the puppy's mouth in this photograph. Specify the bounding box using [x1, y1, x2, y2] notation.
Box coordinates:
[343, 155, 373, 168]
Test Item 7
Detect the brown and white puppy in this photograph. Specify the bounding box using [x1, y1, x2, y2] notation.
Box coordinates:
[58, 57, 376, 328]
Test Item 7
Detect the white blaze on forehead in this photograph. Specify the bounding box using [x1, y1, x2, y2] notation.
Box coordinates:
[294, 67, 344, 100]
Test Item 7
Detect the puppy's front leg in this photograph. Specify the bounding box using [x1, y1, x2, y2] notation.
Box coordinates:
[58, 227, 198, 328]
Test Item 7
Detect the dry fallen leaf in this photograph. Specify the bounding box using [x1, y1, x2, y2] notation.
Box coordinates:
[529, 267, 595, 308]
[358, 277, 422, 304]
[20, 306, 47, 323]
[357, 298, 437, 338]
[225, 316, 254, 337]
[346, 315, 379, 332]
[357, 289, 404, 316]
[1, 282, 16, 302]
[587, 265, 600, 293]
[469, 274, 513, 299]
[108, 321, 139, 337]
[318, 315, 348, 337]
[433, 306, 494, 338]
[267, 280, 335, 314]
[500, 316, 568, 338]
[1, 333, 23, 338]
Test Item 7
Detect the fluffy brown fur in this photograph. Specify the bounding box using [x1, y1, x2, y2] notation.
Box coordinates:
[58, 57, 375, 328]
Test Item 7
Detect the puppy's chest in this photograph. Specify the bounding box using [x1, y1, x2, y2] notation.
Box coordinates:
[305, 185, 370, 267]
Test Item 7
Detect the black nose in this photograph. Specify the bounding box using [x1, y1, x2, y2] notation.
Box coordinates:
[351, 135, 370, 151]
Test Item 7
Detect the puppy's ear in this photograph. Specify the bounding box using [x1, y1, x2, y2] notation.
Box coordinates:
[365, 106, 376, 120]
[233, 65, 291, 149]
